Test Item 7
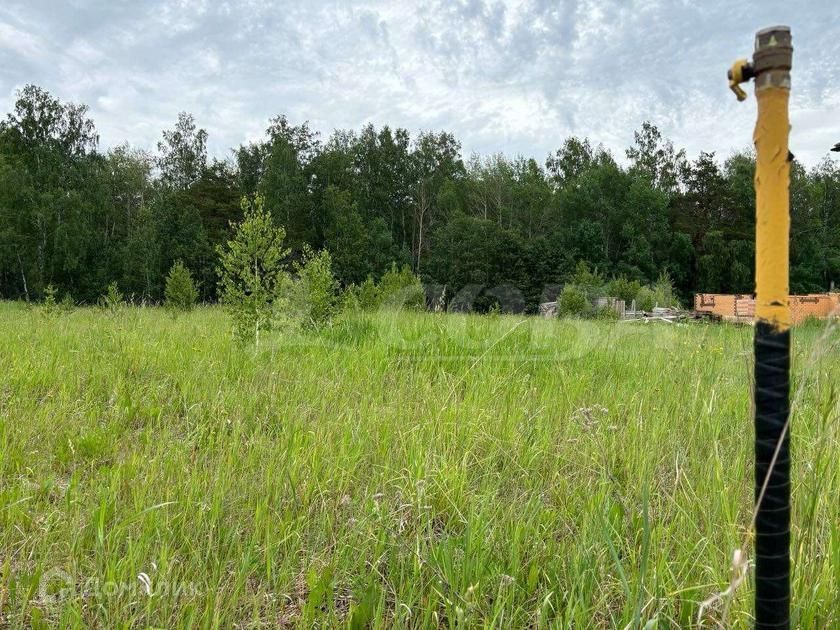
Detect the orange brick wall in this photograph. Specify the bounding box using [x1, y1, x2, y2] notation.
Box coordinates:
[695, 293, 840, 324]
[790, 294, 839, 323]
[695, 293, 737, 316]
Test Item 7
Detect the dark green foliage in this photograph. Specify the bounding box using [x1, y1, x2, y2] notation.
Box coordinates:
[698, 232, 754, 294]
[424, 215, 527, 312]
[2, 85, 839, 309]
[157, 112, 207, 190]
[322, 186, 402, 285]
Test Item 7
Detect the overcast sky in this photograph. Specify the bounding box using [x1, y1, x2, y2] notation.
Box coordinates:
[1, 0, 838, 167]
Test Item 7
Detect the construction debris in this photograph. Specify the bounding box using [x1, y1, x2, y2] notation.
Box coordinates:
[538, 297, 691, 322]
[620, 306, 689, 323]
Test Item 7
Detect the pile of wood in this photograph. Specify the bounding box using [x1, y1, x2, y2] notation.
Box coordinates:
[622, 305, 689, 323]
[537, 297, 691, 322]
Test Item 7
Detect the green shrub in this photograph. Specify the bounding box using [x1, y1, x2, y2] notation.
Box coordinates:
[339, 285, 361, 313]
[378, 263, 425, 310]
[635, 286, 656, 312]
[217, 194, 290, 345]
[568, 261, 605, 301]
[292, 246, 340, 330]
[593, 304, 620, 320]
[41, 285, 74, 317]
[99, 282, 124, 313]
[164, 260, 199, 312]
[629, 272, 682, 312]
[356, 276, 382, 311]
[60, 292, 74, 313]
[607, 276, 642, 304]
[41, 284, 60, 318]
[558, 284, 590, 318]
[653, 271, 680, 309]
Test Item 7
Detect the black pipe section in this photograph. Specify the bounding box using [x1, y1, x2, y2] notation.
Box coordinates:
[754, 320, 791, 629]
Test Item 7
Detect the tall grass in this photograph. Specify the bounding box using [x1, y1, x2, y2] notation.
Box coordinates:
[0, 302, 837, 627]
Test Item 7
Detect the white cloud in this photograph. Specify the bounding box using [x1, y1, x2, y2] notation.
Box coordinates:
[0, 21, 47, 60]
[1, 0, 838, 168]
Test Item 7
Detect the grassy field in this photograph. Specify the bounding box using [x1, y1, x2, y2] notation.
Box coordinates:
[0, 302, 838, 628]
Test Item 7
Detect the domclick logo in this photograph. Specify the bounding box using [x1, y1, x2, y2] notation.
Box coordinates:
[37, 568, 75, 605]
[37, 568, 201, 603]
[255, 280, 692, 360]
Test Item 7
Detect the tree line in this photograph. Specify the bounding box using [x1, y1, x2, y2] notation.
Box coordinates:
[1, 84, 839, 312]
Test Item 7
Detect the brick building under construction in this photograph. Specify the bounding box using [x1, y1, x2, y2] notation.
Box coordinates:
[694, 293, 840, 324]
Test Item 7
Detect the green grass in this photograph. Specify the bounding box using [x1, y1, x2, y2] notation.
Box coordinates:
[1, 302, 838, 628]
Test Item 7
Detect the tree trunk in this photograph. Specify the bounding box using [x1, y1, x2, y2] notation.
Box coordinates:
[17, 251, 30, 302]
